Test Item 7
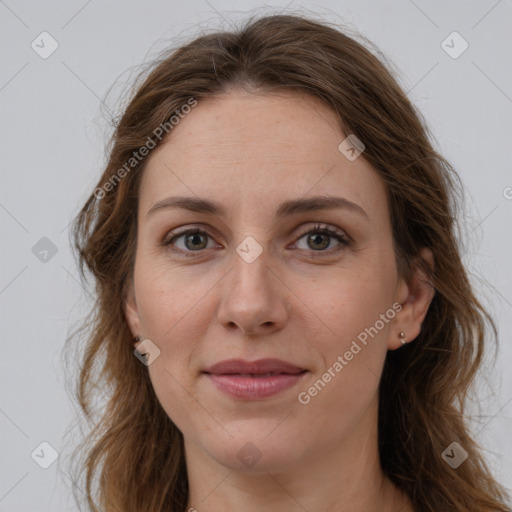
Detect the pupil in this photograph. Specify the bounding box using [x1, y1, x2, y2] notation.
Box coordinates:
[310, 233, 328, 250]
[187, 233, 205, 250]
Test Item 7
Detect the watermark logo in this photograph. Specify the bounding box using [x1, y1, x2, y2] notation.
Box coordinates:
[134, 338, 161, 366]
[31, 441, 58, 469]
[441, 441, 468, 469]
[441, 31, 469, 59]
[338, 134, 365, 161]
[32, 237, 58, 263]
[31, 32, 59, 59]
[237, 442, 263, 468]
[236, 236, 263, 263]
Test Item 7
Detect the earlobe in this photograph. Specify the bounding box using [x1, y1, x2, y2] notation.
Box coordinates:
[390, 248, 435, 350]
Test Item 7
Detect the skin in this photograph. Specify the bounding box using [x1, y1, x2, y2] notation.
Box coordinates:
[124, 90, 434, 512]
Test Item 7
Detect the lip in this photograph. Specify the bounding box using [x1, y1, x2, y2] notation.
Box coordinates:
[205, 358, 305, 375]
[203, 358, 308, 400]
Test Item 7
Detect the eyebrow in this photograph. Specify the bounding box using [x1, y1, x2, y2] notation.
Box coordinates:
[146, 195, 369, 220]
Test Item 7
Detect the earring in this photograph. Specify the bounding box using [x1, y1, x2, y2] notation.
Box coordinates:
[399, 332, 406, 345]
[134, 336, 141, 343]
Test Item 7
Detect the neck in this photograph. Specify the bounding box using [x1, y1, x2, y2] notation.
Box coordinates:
[183, 397, 412, 512]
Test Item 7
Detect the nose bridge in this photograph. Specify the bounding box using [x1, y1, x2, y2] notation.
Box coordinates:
[216, 233, 287, 334]
[228, 236, 274, 307]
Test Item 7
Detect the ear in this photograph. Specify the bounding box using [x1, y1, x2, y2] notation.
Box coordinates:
[123, 278, 142, 346]
[389, 247, 435, 350]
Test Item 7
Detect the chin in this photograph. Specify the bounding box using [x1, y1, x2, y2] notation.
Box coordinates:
[197, 421, 309, 473]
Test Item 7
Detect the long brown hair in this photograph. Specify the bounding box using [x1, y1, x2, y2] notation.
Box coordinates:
[68, 13, 511, 512]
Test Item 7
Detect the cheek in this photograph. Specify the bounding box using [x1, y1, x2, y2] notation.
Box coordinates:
[134, 256, 216, 345]
[133, 258, 218, 427]
[301, 265, 396, 422]
[313, 260, 397, 349]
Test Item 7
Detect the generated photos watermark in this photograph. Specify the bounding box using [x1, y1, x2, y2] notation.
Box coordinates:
[94, 97, 198, 199]
[297, 302, 403, 404]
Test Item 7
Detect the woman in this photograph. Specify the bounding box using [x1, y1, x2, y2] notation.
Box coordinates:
[69, 13, 511, 512]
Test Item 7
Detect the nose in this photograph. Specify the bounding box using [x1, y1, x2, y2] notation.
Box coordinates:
[216, 244, 289, 336]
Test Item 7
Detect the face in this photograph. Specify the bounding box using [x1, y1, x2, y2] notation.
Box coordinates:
[125, 90, 411, 473]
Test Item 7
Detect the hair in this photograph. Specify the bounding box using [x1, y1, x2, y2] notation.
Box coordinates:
[68, 12, 511, 512]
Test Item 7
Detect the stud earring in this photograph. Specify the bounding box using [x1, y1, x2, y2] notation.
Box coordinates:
[134, 336, 141, 343]
[399, 332, 406, 345]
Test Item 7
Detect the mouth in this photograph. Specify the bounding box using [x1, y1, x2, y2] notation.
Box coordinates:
[203, 358, 308, 400]
[204, 358, 306, 375]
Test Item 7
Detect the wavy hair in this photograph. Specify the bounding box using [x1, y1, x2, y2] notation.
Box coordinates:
[68, 12, 511, 512]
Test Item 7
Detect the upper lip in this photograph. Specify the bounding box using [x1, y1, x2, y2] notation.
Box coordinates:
[204, 358, 306, 375]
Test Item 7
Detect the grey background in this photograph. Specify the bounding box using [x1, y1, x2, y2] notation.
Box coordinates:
[1, 0, 511, 510]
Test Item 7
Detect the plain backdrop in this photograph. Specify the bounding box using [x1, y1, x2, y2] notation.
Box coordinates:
[1, 1, 511, 510]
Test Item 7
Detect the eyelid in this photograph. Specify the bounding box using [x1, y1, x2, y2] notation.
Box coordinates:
[293, 223, 349, 243]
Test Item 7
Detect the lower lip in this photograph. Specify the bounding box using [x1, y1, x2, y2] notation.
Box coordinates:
[205, 372, 307, 399]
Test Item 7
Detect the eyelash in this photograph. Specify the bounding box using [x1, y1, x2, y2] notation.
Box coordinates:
[161, 223, 350, 258]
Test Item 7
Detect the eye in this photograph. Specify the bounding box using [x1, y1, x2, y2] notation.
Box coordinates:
[162, 223, 350, 257]
[162, 228, 217, 256]
[293, 224, 350, 254]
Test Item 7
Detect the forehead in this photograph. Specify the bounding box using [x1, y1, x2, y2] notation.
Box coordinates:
[139, 91, 388, 224]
